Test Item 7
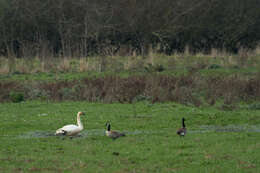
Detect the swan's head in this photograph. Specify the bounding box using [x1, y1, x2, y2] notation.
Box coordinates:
[78, 112, 85, 116]
[182, 117, 185, 121]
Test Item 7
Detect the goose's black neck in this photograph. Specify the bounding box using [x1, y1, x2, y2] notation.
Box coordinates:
[107, 124, 111, 131]
[182, 118, 185, 128]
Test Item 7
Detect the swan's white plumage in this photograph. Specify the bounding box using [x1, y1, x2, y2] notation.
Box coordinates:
[55, 112, 85, 136]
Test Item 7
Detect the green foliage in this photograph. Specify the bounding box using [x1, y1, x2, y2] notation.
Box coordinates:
[248, 102, 260, 110]
[59, 87, 75, 100]
[9, 91, 24, 103]
[29, 89, 49, 100]
[134, 94, 150, 102]
[154, 64, 165, 72]
[208, 64, 222, 69]
[144, 63, 165, 72]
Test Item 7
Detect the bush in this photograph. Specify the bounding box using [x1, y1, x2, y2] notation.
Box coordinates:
[248, 103, 260, 110]
[144, 64, 165, 72]
[154, 64, 165, 72]
[220, 104, 237, 111]
[1, 72, 260, 104]
[59, 88, 75, 100]
[9, 91, 24, 103]
[144, 63, 154, 72]
[208, 64, 221, 69]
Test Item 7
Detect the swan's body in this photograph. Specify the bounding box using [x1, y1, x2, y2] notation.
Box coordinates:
[55, 112, 85, 136]
[106, 122, 125, 140]
[177, 118, 186, 137]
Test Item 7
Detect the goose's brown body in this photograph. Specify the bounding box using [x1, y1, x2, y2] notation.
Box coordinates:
[106, 123, 125, 139]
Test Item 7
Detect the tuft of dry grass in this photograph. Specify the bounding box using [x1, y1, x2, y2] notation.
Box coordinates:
[1, 46, 260, 74]
[58, 58, 70, 72]
[256, 45, 260, 55]
[0, 57, 10, 74]
[79, 58, 88, 72]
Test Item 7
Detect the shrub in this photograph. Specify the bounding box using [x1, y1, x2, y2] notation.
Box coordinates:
[208, 64, 221, 69]
[144, 63, 154, 72]
[144, 64, 165, 72]
[59, 88, 75, 100]
[248, 103, 260, 110]
[9, 91, 24, 103]
[220, 104, 237, 111]
[1, 72, 260, 105]
[154, 64, 165, 72]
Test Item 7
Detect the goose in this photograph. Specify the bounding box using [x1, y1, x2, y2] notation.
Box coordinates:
[177, 118, 186, 137]
[105, 122, 125, 140]
[55, 112, 85, 137]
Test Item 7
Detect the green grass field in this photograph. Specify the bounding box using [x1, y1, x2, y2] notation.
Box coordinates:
[1, 54, 260, 172]
[0, 101, 259, 172]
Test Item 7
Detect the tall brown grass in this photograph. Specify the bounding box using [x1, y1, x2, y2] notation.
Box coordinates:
[1, 46, 260, 74]
[1, 73, 260, 106]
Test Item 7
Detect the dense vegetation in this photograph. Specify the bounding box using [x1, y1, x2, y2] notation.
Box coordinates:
[1, 71, 260, 107]
[1, 52, 260, 105]
[0, 0, 260, 57]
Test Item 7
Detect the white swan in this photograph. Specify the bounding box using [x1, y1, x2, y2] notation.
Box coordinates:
[55, 112, 85, 136]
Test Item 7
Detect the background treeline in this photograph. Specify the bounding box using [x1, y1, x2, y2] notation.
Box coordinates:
[0, 0, 260, 58]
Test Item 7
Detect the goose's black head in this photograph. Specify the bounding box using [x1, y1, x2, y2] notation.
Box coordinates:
[105, 122, 111, 131]
[182, 118, 186, 128]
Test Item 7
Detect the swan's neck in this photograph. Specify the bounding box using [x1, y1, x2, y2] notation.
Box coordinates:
[77, 114, 83, 129]
[182, 119, 185, 128]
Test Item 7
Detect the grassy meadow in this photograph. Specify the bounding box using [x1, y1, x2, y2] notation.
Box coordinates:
[1, 52, 260, 172]
[0, 101, 260, 172]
